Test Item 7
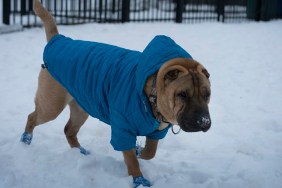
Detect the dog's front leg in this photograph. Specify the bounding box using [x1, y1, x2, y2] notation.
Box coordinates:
[123, 138, 159, 175]
[137, 138, 158, 160]
[123, 150, 152, 187]
[123, 149, 142, 177]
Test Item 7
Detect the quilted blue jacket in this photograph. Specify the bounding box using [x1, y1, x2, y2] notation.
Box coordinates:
[43, 34, 192, 151]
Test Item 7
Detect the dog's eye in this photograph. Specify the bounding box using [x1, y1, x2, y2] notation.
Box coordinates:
[177, 91, 188, 100]
[203, 91, 211, 101]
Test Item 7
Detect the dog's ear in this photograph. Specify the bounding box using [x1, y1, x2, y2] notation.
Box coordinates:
[202, 68, 210, 79]
[163, 65, 189, 85]
[164, 69, 180, 81]
[197, 64, 210, 79]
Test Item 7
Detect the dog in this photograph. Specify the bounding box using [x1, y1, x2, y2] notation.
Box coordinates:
[21, 1, 211, 187]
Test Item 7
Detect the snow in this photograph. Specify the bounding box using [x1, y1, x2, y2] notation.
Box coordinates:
[1, 21, 282, 188]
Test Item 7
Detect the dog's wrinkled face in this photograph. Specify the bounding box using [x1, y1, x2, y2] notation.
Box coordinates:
[156, 58, 211, 132]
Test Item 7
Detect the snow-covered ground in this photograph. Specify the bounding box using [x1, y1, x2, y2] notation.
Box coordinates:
[0, 21, 282, 188]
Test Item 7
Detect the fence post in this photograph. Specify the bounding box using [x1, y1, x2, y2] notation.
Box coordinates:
[3, 0, 11, 25]
[21, 0, 27, 15]
[254, 0, 262, 21]
[111, 0, 116, 14]
[247, 0, 261, 21]
[175, 0, 184, 23]
[217, 0, 225, 22]
[122, 0, 130, 22]
[29, 0, 33, 12]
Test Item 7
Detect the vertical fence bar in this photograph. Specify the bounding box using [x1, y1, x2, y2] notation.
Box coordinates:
[60, 0, 63, 24]
[132, 0, 136, 21]
[3, 0, 11, 25]
[20, 0, 23, 25]
[13, 0, 16, 24]
[54, 0, 57, 18]
[94, 0, 97, 21]
[155, 0, 158, 22]
[79, 0, 82, 21]
[111, 0, 115, 14]
[175, 0, 184, 23]
[255, 0, 262, 21]
[99, 0, 102, 22]
[89, 0, 92, 21]
[84, 0, 87, 21]
[21, 0, 27, 16]
[65, 0, 69, 25]
[142, 0, 145, 22]
[28, 0, 33, 26]
[34, 0, 37, 26]
[146, 0, 150, 22]
[122, 0, 130, 22]
[104, 0, 108, 21]
[27, 0, 30, 26]
[29, 0, 32, 11]
[217, 0, 225, 22]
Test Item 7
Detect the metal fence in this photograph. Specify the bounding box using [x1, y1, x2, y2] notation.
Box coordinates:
[3, 0, 249, 27]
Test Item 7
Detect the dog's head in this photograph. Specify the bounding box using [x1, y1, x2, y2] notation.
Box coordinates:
[156, 58, 211, 132]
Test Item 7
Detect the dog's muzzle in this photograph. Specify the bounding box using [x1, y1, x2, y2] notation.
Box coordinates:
[178, 113, 211, 133]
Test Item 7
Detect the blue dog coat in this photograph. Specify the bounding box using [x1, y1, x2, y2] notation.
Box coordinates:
[43, 34, 192, 151]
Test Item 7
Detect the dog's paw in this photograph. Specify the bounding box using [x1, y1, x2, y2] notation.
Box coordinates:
[79, 146, 91, 155]
[133, 176, 152, 188]
[20, 132, 33, 145]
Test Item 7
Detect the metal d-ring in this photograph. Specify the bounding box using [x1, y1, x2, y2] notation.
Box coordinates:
[171, 125, 181, 135]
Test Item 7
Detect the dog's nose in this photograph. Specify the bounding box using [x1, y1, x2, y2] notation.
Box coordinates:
[196, 116, 211, 132]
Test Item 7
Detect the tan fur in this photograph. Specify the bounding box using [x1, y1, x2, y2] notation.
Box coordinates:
[33, 0, 58, 42]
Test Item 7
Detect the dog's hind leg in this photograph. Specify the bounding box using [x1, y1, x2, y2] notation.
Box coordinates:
[64, 100, 89, 155]
[21, 70, 72, 144]
[33, 0, 58, 42]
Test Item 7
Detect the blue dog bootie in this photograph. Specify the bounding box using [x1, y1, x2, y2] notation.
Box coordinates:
[133, 176, 152, 188]
[79, 146, 91, 155]
[21, 132, 33, 145]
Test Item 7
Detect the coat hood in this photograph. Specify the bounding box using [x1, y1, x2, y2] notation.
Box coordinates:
[136, 35, 192, 95]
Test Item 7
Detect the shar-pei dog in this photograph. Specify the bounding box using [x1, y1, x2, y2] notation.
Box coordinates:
[21, 0, 211, 187]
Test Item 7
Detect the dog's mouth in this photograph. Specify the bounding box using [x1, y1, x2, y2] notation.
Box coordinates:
[180, 125, 210, 133]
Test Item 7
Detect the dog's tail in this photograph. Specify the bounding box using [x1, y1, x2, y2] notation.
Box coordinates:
[33, 0, 58, 42]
